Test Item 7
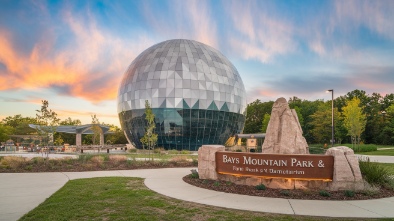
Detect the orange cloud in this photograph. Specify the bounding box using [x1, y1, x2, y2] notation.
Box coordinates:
[0, 7, 154, 103]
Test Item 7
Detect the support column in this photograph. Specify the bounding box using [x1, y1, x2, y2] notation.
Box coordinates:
[76, 133, 82, 146]
[99, 132, 104, 146]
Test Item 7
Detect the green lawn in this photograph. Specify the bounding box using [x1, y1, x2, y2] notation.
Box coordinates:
[20, 177, 360, 221]
[359, 149, 394, 156]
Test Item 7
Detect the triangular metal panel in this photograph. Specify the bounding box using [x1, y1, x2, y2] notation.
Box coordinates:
[183, 99, 190, 109]
[220, 102, 229, 112]
[207, 101, 218, 111]
[192, 100, 199, 109]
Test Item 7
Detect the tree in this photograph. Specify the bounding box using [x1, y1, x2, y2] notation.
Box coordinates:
[105, 124, 128, 144]
[0, 124, 14, 142]
[1, 115, 38, 135]
[343, 98, 367, 149]
[309, 103, 333, 144]
[261, 113, 270, 133]
[91, 115, 101, 145]
[244, 100, 273, 133]
[35, 100, 60, 156]
[140, 100, 157, 159]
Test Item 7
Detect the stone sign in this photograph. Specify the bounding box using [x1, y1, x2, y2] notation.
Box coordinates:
[216, 152, 334, 180]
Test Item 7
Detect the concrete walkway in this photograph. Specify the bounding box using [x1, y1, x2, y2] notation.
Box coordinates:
[2, 168, 394, 220]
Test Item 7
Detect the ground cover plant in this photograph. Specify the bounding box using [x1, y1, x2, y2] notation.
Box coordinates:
[0, 154, 197, 173]
[19, 177, 347, 221]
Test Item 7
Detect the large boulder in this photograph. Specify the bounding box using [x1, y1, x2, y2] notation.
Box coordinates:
[262, 97, 309, 154]
[198, 145, 225, 180]
[325, 146, 364, 191]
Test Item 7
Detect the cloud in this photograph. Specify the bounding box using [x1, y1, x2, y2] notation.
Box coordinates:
[225, 1, 296, 63]
[0, 2, 155, 103]
[333, 0, 394, 40]
[142, 0, 218, 48]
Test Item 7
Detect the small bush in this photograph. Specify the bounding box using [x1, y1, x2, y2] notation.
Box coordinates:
[214, 181, 220, 186]
[361, 189, 378, 196]
[169, 156, 190, 162]
[319, 190, 331, 197]
[280, 190, 290, 196]
[168, 149, 179, 154]
[109, 155, 127, 162]
[235, 149, 242, 152]
[190, 169, 199, 179]
[0, 156, 26, 168]
[359, 158, 390, 186]
[180, 150, 191, 154]
[345, 144, 377, 152]
[344, 190, 355, 197]
[255, 184, 266, 190]
[91, 156, 104, 164]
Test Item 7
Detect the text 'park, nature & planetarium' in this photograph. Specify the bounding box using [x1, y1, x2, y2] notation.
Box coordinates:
[117, 39, 247, 151]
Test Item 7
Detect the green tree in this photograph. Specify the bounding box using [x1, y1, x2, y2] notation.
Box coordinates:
[35, 100, 60, 156]
[244, 100, 273, 133]
[140, 100, 157, 159]
[309, 103, 332, 144]
[343, 98, 367, 148]
[261, 113, 270, 133]
[1, 115, 38, 135]
[105, 124, 128, 144]
[0, 124, 14, 142]
[91, 115, 101, 145]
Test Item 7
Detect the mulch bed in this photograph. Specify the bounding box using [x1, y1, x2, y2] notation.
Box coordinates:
[183, 175, 394, 200]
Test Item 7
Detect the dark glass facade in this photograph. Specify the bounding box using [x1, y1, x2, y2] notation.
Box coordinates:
[120, 108, 245, 150]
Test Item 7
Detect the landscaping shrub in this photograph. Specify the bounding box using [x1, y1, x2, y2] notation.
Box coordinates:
[109, 155, 127, 162]
[359, 158, 390, 186]
[344, 190, 355, 197]
[255, 184, 266, 190]
[235, 149, 242, 152]
[0, 156, 26, 168]
[319, 190, 331, 197]
[168, 149, 179, 154]
[280, 190, 290, 196]
[214, 181, 220, 186]
[344, 144, 377, 152]
[190, 171, 199, 179]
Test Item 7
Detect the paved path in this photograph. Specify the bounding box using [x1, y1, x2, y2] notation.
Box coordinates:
[2, 168, 394, 220]
[357, 154, 394, 163]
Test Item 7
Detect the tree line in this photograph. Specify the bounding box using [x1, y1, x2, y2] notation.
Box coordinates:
[244, 89, 394, 145]
[0, 101, 127, 146]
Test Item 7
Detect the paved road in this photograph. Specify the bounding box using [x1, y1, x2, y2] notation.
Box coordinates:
[2, 167, 394, 220]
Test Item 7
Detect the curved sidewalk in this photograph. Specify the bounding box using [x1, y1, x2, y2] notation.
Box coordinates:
[1, 168, 394, 220]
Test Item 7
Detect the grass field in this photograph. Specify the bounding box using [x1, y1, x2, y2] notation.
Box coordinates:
[359, 149, 394, 156]
[20, 177, 359, 221]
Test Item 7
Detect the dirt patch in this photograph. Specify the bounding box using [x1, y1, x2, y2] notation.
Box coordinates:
[183, 175, 394, 200]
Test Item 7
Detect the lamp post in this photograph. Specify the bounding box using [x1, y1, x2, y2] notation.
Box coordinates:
[326, 89, 334, 147]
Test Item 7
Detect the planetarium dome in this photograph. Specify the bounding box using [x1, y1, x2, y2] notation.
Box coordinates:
[117, 39, 246, 150]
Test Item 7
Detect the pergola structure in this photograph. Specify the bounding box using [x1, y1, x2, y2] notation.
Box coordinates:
[29, 124, 113, 146]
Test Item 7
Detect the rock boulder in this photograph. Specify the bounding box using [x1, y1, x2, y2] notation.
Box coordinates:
[262, 97, 309, 154]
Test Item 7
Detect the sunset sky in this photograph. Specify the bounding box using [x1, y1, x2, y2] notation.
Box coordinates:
[1, 0, 393, 127]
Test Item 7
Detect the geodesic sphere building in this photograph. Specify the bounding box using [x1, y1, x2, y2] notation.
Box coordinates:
[117, 39, 246, 150]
